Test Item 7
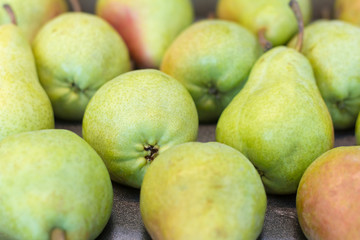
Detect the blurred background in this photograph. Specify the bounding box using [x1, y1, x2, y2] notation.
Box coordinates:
[73, 0, 336, 20]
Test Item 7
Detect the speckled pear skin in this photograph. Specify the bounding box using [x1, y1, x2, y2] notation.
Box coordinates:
[140, 142, 267, 240]
[0, 129, 113, 240]
[289, 20, 360, 130]
[83, 69, 199, 188]
[216, 47, 334, 194]
[216, 0, 311, 46]
[335, 0, 360, 26]
[0, 24, 54, 142]
[0, 0, 67, 42]
[32, 12, 131, 121]
[96, 0, 194, 68]
[161, 19, 262, 123]
[297, 146, 360, 240]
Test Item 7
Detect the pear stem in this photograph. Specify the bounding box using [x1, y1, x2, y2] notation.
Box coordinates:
[51, 228, 66, 240]
[3, 4, 17, 25]
[69, 0, 82, 12]
[257, 28, 272, 52]
[289, 0, 304, 52]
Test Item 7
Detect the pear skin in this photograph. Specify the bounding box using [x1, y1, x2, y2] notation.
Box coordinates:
[0, 129, 113, 240]
[0, 0, 67, 42]
[32, 12, 131, 121]
[140, 142, 266, 240]
[335, 0, 360, 26]
[297, 146, 360, 240]
[96, 0, 194, 68]
[216, 47, 334, 194]
[289, 20, 360, 129]
[161, 19, 262, 123]
[0, 24, 54, 141]
[216, 0, 312, 47]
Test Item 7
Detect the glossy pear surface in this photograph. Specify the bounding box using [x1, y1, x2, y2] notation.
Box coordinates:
[96, 0, 194, 68]
[0, 24, 54, 141]
[161, 19, 262, 123]
[289, 20, 360, 129]
[141, 142, 266, 240]
[216, 0, 311, 46]
[83, 70, 198, 188]
[0, 0, 67, 41]
[297, 146, 360, 240]
[216, 47, 334, 194]
[0, 129, 113, 240]
[32, 12, 131, 121]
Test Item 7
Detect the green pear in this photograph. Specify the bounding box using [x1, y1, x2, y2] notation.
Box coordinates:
[0, 129, 113, 240]
[0, 22, 54, 142]
[297, 146, 360, 240]
[216, 46, 334, 194]
[335, 0, 360, 26]
[96, 0, 194, 68]
[0, 0, 67, 42]
[83, 69, 198, 188]
[32, 12, 131, 121]
[216, 0, 312, 47]
[161, 19, 262, 123]
[140, 142, 266, 240]
[289, 20, 360, 130]
[355, 113, 360, 144]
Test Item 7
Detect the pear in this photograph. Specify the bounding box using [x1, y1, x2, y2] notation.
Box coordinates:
[289, 20, 360, 129]
[355, 113, 360, 144]
[0, 16, 54, 141]
[0, 0, 67, 42]
[32, 12, 131, 121]
[216, 26, 334, 193]
[335, 0, 360, 26]
[96, 0, 194, 68]
[83, 69, 198, 188]
[161, 19, 262, 123]
[216, 0, 312, 47]
[140, 142, 266, 240]
[0, 129, 113, 240]
[297, 146, 360, 240]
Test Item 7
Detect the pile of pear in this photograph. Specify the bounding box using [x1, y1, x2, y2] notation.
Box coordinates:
[1, 0, 360, 239]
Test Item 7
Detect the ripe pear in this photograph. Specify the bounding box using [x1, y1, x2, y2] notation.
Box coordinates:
[83, 69, 198, 188]
[161, 19, 262, 123]
[297, 146, 360, 240]
[32, 12, 131, 121]
[216, 47, 334, 194]
[140, 142, 266, 240]
[216, 0, 312, 47]
[0, 22, 54, 141]
[96, 0, 194, 68]
[289, 20, 360, 129]
[0, 0, 67, 42]
[335, 0, 360, 26]
[0, 129, 113, 240]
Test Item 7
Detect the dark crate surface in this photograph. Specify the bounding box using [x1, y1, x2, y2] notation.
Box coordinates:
[55, 121, 356, 240]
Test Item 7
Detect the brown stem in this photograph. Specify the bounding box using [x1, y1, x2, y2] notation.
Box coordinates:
[289, 0, 304, 52]
[3, 4, 17, 25]
[257, 28, 272, 52]
[51, 228, 66, 240]
[69, 0, 82, 12]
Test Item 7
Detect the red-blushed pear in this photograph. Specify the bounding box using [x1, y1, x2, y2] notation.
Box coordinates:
[0, 0, 67, 42]
[0, 5, 54, 142]
[297, 146, 360, 240]
[161, 19, 262, 123]
[32, 1, 131, 121]
[96, 0, 194, 69]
